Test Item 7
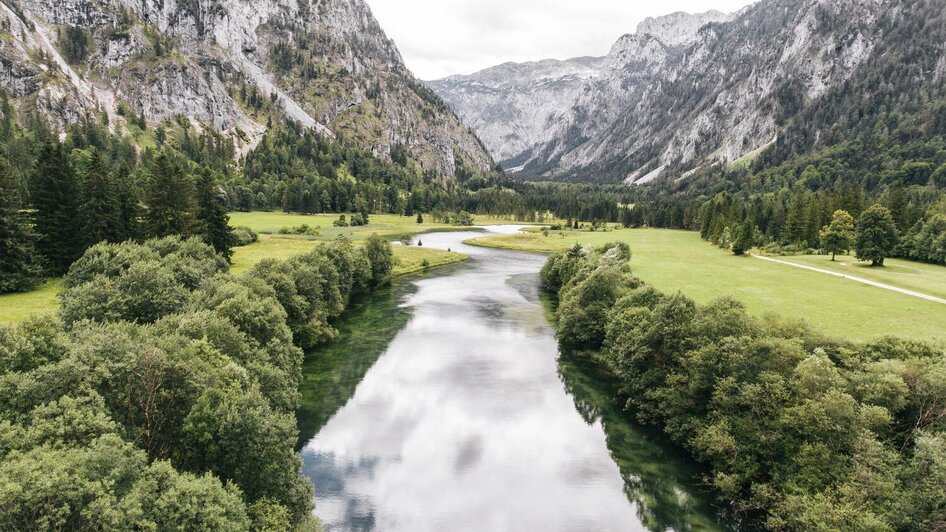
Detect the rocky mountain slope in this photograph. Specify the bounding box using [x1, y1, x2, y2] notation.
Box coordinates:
[0, 0, 493, 176]
[427, 57, 603, 168]
[433, 0, 946, 185]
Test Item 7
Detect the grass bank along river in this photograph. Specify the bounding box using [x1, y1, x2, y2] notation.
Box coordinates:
[466, 228, 946, 344]
[296, 227, 722, 531]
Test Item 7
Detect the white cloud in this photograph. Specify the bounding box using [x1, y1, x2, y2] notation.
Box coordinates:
[364, 0, 756, 79]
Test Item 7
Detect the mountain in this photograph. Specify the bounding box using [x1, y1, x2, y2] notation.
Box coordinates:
[432, 0, 946, 185]
[427, 57, 604, 169]
[0, 0, 493, 177]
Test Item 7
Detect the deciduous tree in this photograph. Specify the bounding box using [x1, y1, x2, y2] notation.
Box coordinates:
[819, 210, 856, 261]
[856, 205, 899, 266]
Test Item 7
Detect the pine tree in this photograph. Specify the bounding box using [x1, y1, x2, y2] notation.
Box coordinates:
[732, 220, 755, 256]
[195, 169, 235, 262]
[145, 151, 194, 238]
[113, 163, 141, 241]
[31, 143, 84, 274]
[81, 149, 122, 246]
[785, 195, 808, 244]
[621, 207, 634, 228]
[0, 156, 42, 292]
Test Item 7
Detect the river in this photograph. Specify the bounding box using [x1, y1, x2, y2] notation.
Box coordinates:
[297, 227, 722, 532]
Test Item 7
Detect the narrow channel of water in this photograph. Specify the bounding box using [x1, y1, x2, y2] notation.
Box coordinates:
[297, 228, 721, 531]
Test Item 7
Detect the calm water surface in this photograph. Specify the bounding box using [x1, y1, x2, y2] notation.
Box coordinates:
[298, 227, 722, 532]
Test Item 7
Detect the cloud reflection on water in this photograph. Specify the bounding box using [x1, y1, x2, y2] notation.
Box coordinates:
[300, 229, 644, 531]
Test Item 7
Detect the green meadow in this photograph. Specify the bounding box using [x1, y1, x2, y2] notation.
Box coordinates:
[467, 228, 946, 344]
[0, 211, 485, 324]
[227, 211, 523, 239]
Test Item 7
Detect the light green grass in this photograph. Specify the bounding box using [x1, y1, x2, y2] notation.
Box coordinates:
[391, 246, 468, 276]
[468, 229, 946, 345]
[230, 235, 323, 275]
[0, 280, 61, 323]
[777, 254, 946, 301]
[230, 235, 468, 276]
[228, 211, 527, 240]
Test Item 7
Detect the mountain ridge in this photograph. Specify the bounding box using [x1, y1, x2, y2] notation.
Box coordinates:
[430, 0, 945, 185]
[0, 0, 494, 177]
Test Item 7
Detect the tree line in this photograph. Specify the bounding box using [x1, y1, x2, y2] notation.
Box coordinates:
[541, 243, 946, 530]
[627, 132, 946, 265]
[0, 234, 394, 529]
[0, 111, 240, 294]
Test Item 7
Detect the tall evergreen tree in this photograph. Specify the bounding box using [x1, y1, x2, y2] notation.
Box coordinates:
[732, 220, 755, 256]
[81, 149, 122, 247]
[145, 151, 194, 238]
[113, 163, 142, 241]
[0, 156, 42, 292]
[31, 143, 84, 274]
[195, 169, 235, 262]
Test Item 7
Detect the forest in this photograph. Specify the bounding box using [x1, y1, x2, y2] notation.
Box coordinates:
[0, 232, 394, 528]
[541, 242, 946, 530]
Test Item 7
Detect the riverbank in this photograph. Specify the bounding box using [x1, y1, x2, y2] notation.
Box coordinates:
[0, 243, 468, 324]
[466, 228, 946, 344]
[296, 228, 723, 531]
[538, 238, 946, 530]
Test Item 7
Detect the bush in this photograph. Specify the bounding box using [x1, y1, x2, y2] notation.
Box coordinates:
[232, 226, 259, 246]
[277, 225, 318, 237]
[60, 238, 227, 325]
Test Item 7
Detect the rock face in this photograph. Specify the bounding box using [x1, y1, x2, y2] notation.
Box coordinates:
[432, 1, 911, 183]
[0, 0, 493, 176]
[427, 57, 603, 168]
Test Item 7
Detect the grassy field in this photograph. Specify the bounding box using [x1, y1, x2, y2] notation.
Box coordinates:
[0, 280, 60, 323]
[467, 228, 946, 344]
[228, 211, 527, 240]
[776, 254, 946, 301]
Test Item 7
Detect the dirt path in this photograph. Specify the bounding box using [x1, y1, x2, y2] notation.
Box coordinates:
[751, 254, 946, 306]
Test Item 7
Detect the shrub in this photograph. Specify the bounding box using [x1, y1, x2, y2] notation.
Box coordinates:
[232, 226, 259, 246]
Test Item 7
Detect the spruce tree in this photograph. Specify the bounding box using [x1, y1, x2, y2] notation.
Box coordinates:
[195, 169, 235, 261]
[31, 143, 84, 274]
[732, 220, 755, 256]
[81, 149, 122, 247]
[0, 156, 42, 292]
[145, 151, 194, 238]
[113, 163, 141, 241]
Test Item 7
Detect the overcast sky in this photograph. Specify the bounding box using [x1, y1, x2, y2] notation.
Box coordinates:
[364, 1, 756, 80]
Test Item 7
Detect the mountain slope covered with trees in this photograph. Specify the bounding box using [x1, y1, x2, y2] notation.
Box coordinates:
[0, 0, 493, 177]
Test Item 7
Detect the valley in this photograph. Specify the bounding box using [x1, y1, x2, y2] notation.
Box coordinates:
[1, 0, 945, 530]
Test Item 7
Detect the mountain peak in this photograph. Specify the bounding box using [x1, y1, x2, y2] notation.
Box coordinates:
[635, 9, 734, 46]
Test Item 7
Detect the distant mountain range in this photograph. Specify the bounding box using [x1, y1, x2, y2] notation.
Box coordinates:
[429, 0, 946, 184]
[0, 0, 493, 177]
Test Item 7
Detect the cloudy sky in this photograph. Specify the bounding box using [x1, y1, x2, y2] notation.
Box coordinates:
[364, 0, 756, 80]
